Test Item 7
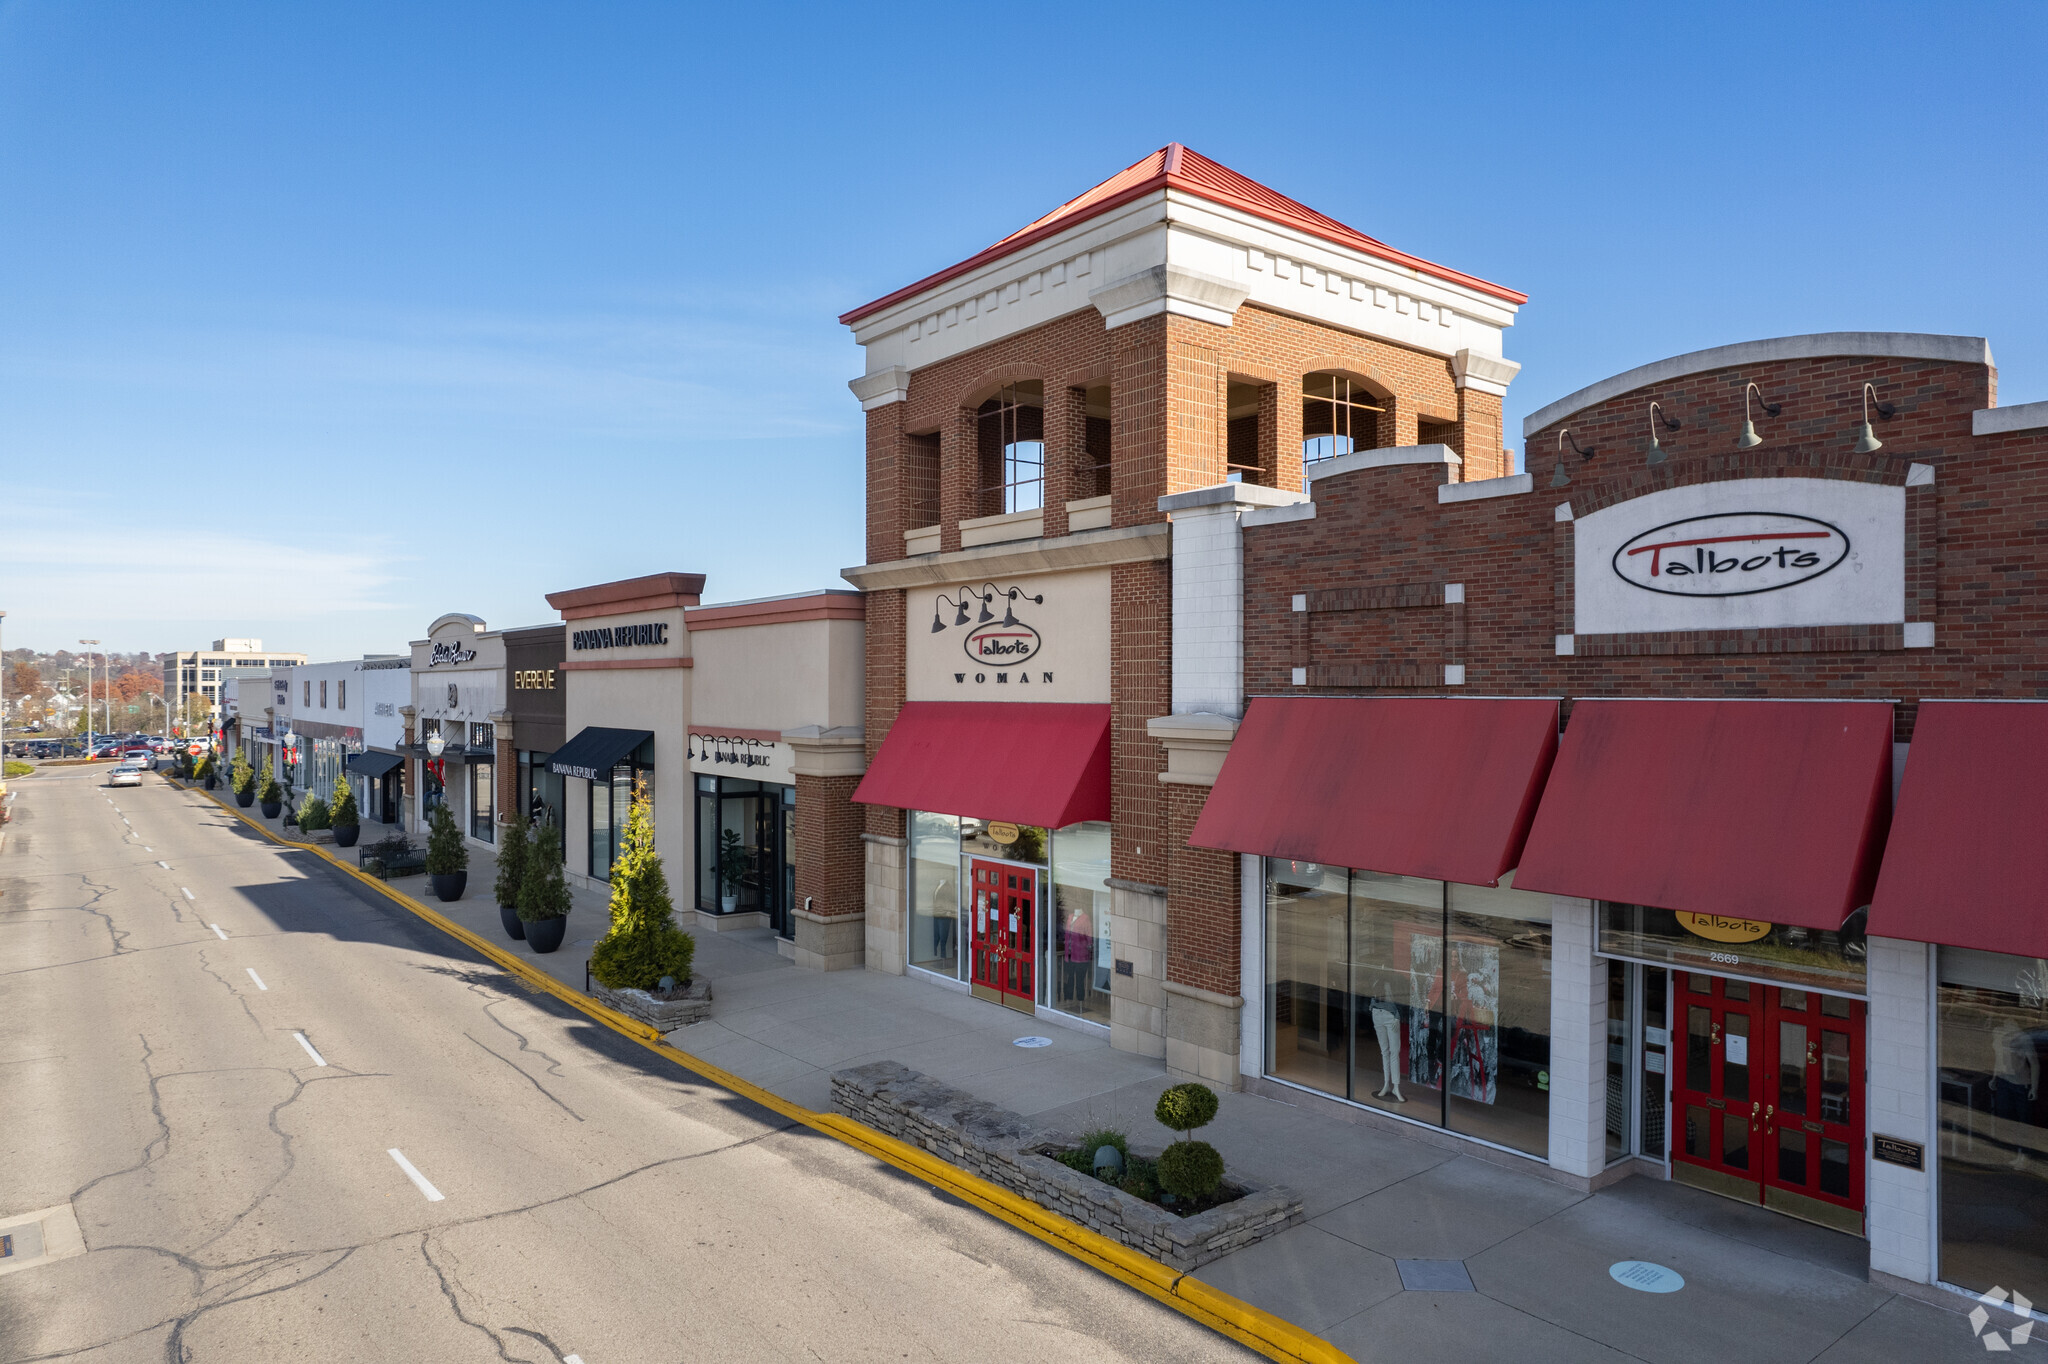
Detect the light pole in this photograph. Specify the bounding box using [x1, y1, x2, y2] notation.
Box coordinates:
[1, 610, 8, 765]
[78, 639, 99, 755]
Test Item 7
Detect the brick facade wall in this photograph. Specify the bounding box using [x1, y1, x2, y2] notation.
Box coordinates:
[795, 772, 866, 919]
[1165, 783, 1239, 995]
[863, 588, 905, 841]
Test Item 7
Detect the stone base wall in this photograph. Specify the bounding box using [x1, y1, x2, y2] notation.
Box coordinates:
[862, 833, 906, 975]
[795, 908, 865, 972]
[1109, 882, 1167, 1058]
[832, 1060, 1301, 1272]
[591, 978, 712, 1032]
[1164, 985, 1242, 1090]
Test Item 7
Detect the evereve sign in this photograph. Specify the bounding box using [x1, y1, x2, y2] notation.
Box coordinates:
[1575, 479, 1903, 635]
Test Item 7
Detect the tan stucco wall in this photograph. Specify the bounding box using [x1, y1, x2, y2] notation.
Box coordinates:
[688, 617, 865, 732]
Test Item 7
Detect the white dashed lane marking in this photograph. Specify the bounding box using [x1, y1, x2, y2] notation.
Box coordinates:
[246, 968, 268, 991]
[156, 861, 170, 869]
[181, 888, 195, 901]
[209, 924, 228, 940]
[387, 1149, 445, 1202]
[293, 1032, 327, 1066]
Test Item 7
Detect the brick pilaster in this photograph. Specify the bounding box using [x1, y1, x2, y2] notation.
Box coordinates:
[939, 405, 976, 552]
[1042, 384, 1085, 538]
[794, 772, 865, 918]
[863, 589, 906, 841]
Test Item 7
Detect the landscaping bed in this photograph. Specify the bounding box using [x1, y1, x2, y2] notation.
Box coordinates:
[590, 977, 712, 1031]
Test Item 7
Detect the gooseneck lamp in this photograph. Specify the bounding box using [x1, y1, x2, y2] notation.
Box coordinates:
[1549, 429, 1595, 488]
[1646, 401, 1682, 466]
[1853, 383, 1896, 454]
[1736, 383, 1782, 449]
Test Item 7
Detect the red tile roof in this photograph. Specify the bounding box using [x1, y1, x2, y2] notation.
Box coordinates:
[840, 143, 1525, 325]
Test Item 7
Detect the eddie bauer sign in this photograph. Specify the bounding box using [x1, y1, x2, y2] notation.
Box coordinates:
[428, 641, 477, 667]
[1574, 478, 1904, 637]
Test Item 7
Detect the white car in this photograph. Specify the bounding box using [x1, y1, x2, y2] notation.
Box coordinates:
[108, 765, 144, 788]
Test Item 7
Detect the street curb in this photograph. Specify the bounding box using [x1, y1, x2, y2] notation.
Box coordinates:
[174, 779, 1354, 1364]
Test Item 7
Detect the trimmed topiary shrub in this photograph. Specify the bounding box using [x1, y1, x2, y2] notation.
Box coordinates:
[589, 784, 695, 990]
[424, 801, 467, 875]
[494, 811, 530, 907]
[1154, 1081, 1225, 1200]
[517, 818, 571, 922]
[330, 773, 358, 829]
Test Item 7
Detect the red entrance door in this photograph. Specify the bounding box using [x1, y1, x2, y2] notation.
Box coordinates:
[1672, 973, 1864, 1232]
[969, 858, 1037, 1013]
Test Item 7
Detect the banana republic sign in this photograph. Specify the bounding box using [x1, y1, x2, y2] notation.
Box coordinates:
[572, 621, 668, 651]
[906, 569, 1111, 703]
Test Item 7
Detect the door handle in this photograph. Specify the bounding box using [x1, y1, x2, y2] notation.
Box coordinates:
[1750, 1100, 1760, 1131]
[1807, 1040, 1818, 1066]
[1764, 1103, 1775, 1135]
[1712, 1023, 1723, 1045]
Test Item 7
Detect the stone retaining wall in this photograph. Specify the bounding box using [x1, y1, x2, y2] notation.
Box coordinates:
[831, 1060, 1301, 1271]
[591, 978, 712, 1031]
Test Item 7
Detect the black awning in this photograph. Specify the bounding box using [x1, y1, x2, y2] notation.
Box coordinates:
[346, 750, 405, 779]
[549, 727, 653, 780]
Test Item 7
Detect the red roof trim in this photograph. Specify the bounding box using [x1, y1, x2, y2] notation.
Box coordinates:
[840, 144, 1526, 326]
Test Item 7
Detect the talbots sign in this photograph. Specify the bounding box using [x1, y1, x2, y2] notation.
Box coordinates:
[905, 568, 1111, 703]
[1675, 912, 1772, 943]
[1614, 514, 1849, 598]
[1574, 478, 1903, 636]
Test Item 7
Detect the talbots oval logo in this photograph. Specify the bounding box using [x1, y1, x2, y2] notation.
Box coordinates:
[1613, 513, 1850, 598]
[1675, 912, 1772, 943]
[964, 621, 1042, 665]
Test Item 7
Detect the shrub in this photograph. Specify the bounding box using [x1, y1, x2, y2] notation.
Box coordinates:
[424, 801, 467, 875]
[1077, 1127, 1130, 1164]
[231, 750, 253, 795]
[1155, 1082, 1220, 1137]
[256, 757, 280, 804]
[494, 812, 530, 908]
[330, 773, 358, 829]
[517, 819, 571, 922]
[1156, 1140, 1224, 1200]
[589, 784, 695, 991]
[1118, 1161, 1160, 1201]
[3, 760, 31, 778]
[193, 754, 212, 781]
[297, 794, 331, 831]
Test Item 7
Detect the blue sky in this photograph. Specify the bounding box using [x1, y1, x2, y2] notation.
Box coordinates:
[2, 1, 2042, 658]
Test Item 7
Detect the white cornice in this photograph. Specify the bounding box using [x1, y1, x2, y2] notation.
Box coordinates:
[1089, 264, 1248, 330]
[1453, 348, 1521, 396]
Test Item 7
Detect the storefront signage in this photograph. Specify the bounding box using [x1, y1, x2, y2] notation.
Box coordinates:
[571, 622, 668, 651]
[987, 821, 1020, 845]
[906, 568, 1111, 703]
[374, 702, 395, 716]
[1675, 912, 1773, 943]
[429, 642, 477, 667]
[688, 733, 775, 769]
[1873, 1135, 1924, 1171]
[1573, 478, 1903, 636]
[512, 669, 557, 690]
[1613, 514, 1849, 597]
[964, 620, 1041, 665]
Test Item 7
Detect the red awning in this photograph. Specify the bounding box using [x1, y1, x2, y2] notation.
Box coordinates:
[1870, 701, 2048, 958]
[1188, 697, 1560, 886]
[1514, 700, 1893, 929]
[852, 701, 1111, 828]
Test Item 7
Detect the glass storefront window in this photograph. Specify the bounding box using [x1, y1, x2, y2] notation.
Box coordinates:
[692, 777, 793, 932]
[1050, 821, 1111, 1025]
[910, 812, 962, 976]
[519, 751, 562, 829]
[1264, 860, 1554, 1159]
[962, 817, 1047, 865]
[1938, 947, 2048, 1299]
[589, 763, 648, 882]
[1599, 903, 1867, 995]
[469, 761, 494, 842]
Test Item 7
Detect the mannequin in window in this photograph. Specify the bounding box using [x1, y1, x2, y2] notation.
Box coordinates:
[931, 873, 957, 960]
[1362, 964, 1406, 1102]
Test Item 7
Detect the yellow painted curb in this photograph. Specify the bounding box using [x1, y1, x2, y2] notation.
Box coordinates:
[180, 779, 1353, 1364]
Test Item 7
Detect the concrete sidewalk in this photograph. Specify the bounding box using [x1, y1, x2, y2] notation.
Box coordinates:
[291, 808, 1996, 1364]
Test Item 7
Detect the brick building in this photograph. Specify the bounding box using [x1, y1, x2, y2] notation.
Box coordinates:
[1178, 331, 2048, 1303]
[840, 145, 1525, 1055]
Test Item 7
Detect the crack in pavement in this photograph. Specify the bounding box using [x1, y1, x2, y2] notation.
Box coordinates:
[476, 989, 572, 1082]
[195, 948, 266, 1035]
[420, 1232, 551, 1363]
[160, 1245, 360, 1364]
[465, 1032, 585, 1123]
[70, 872, 131, 955]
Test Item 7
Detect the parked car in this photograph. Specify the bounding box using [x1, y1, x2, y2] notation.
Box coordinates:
[108, 765, 143, 788]
[124, 747, 155, 769]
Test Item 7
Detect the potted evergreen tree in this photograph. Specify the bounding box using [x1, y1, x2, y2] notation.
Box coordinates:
[425, 801, 468, 901]
[231, 750, 255, 807]
[493, 812, 531, 941]
[718, 826, 747, 913]
[330, 773, 360, 848]
[588, 787, 701, 1027]
[198, 754, 217, 790]
[297, 792, 331, 840]
[517, 816, 571, 952]
[257, 756, 282, 819]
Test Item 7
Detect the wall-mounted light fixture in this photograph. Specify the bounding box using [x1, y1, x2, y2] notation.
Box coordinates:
[1853, 383, 1896, 454]
[1549, 429, 1595, 487]
[1736, 383, 1782, 449]
[930, 592, 972, 633]
[1646, 402, 1682, 465]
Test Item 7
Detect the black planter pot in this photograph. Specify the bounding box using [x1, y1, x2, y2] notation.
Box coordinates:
[260, 800, 281, 819]
[430, 870, 468, 902]
[236, 788, 255, 808]
[334, 824, 359, 848]
[499, 903, 526, 941]
[204, 775, 217, 790]
[525, 914, 567, 954]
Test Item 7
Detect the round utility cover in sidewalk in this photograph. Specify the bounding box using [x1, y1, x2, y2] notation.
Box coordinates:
[1012, 1036, 1053, 1048]
[1609, 1261, 1684, 1293]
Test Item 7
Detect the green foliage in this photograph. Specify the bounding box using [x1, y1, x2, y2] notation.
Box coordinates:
[493, 812, 530, 907]
[256, 756, 280, 803]
[516, 818, 572, 922]
[297, 794, 330, 831]
[231, 750, 253, 795]
[3, 760, 31, 778]
[1008, 824, 1046, 863]
[1118, 1160, 1161, 1202]
[590, 785, 696, 991]
[330, 773, 358, 828]
[424, 801, 467, 875]
[1077, 1127, 1130, 1163]
[717, 826, 748, 894]
[1154, 1082, 1219, 1138]
[1156, 1139, 1224, 1200]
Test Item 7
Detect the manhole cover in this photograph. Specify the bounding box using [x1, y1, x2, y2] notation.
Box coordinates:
[1012, 1036, 1053, 1048]
[1396, 1259, 1474, 1292]
[1610, 1260, 1684, 1293]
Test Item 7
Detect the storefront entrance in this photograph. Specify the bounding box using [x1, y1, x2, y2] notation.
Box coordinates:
[969, 857, 1037, 1013]
[1673, 973, 1864, 1233]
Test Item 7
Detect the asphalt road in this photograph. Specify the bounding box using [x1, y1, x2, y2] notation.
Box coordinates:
[0, 766, 1251, 1363]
